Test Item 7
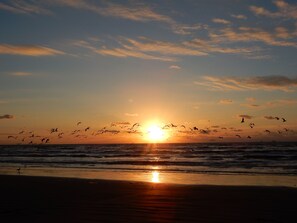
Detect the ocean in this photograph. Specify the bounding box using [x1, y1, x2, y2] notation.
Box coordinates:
[1, 142, 297, 176]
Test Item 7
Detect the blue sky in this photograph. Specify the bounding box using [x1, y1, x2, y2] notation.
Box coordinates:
[0, 0, 297, 143]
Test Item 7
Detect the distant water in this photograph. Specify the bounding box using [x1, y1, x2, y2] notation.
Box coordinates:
[1, 142, 297, 176]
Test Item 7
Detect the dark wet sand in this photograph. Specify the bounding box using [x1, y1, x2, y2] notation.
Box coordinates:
[0, 175, 296, 223]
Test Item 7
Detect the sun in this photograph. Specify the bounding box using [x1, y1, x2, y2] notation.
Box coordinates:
[146, 125, 165, 142]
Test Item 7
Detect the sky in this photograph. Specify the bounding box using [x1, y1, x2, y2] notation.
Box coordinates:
[0, 0, 297, 144]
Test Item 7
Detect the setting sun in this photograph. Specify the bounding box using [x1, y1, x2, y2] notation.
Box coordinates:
[146, 125, 165, 142]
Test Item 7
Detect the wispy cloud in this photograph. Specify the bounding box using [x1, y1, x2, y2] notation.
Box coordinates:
[125, 113, 139, 117]
[219, 99, 233, 104]
[250, 0, 297, 20]
[195, 75, 297, 92]
[209, 27, 297, 47]
[53, 0, 173, 23]
[90, 37, 208, 61]
[0, 0, 52, 15]
[212, 18, 231, 24]
[231, 14, 247, 20]
[10, 71, 32, 76]
[0, 44, 64, 56]
[184, 38, 257, 55]
[169, 65, 181, 70]
[0, 114, 14, 119]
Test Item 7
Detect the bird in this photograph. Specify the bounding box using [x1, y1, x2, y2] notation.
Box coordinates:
[50, 128, 58, 134]
[85, 127, 90, 132]
[18, 131, 25, 134]
[264, 130, 271, 134]
[77, 122, 82, 126]
[241, 118, 245, 123]
[193, 126, 199, 131]
[235, 135, 241, 138]
[249, 123, 255, 128]
[275, 117, 280, 120]
[282, 118, 286, 122]
[218, 136, 224, 139]
[8, 136, 17, 139]
[247, 136, 251, 139]
[180, 125, 186, 129]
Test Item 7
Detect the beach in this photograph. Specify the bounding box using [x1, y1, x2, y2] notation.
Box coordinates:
[1, 175, 296, 223]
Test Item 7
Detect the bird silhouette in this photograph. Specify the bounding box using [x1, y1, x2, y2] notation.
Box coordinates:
[77, 122, 82, 126]
[235, 134, 241, 138]
[282, 118, 286, 122]
[241, 118, 245, 123]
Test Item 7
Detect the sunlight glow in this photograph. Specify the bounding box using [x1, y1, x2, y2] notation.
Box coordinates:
[151, 171, 160, 183]
[146, 125, 165, 142]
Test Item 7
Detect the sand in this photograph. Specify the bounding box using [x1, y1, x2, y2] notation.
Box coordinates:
[0, 175, 296, 223]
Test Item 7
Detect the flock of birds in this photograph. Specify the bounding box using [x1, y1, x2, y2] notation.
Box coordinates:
[6, 115, 295, 144]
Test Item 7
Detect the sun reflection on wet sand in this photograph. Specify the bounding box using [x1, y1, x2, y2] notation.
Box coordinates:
[151, 171, 160, 183]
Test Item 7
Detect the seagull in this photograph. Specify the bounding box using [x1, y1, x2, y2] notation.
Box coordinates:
[282, 118, 286, 122]
[8, 136, 17, 139]
[193, 126, 199, 131]
[180, 125, 186, 129]
[241, 118, 245, 123]
[247, 136, 251, 139]
[77, 122, 82, 126]
[249, 123, 255, 128]
[235, 134, 241, 138]
[275, 117, 280, 120]
[50, 128, 58, 134]
[264, 130, 271, 133]
[85, 127, 90, 132]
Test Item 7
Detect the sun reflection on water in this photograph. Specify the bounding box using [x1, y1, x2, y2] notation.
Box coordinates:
[151, 171, 160, 183]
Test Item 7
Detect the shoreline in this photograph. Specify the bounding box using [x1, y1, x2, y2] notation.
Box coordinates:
[1, 175, 297, 222]
[1, 166, 297, 188]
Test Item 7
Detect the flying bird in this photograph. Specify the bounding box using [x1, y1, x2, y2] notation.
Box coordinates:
[247, 136, 251, 139]
[77, 122, 82, 126]
[241, 118, 245, 123]
[85, 127, 90, 132]
[249, 123, 255, 128]
[235, 135, 241, 138]
[282, 118, 286, 122]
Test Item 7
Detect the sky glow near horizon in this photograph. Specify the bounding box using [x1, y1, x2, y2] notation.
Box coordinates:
[0, 0, 297, 143]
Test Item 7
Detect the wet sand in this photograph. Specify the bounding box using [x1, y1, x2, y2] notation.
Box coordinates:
[0, 175, 296, 222]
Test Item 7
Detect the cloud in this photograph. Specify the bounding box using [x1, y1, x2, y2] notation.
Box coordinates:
[219, 99, 233, 104]
[184, 38, 256, 55]
[53, 0, 173, 23]
[125, 113, 139, 117]
[169, 65, 181, 69]
[0, 44, 64, 56]
[212, 18, 231, 24]
[0, 114, 14, 119]
[171, 23, 208, 35]
[231, 14, 247, 20]
[195, 75, 297, 92]
[96, 47, 174, 61]
[0, 0, 52, 15]
[239, 114, 253, 119]
[209, 27, 297, 47]
[93, 37, 208, 61]
[10, 71, 32, 76]
[250, 0, 297, 20]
